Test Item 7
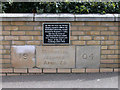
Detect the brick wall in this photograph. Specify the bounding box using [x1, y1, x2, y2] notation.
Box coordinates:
[0, 18, 119, 75]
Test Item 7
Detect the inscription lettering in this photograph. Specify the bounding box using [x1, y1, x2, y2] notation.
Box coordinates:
[76, 46, 100, 68]
[43, 23, 69, 44]
[82, 53, 94, 60]
[36, 46, 75, 68]
[44, 61, 55, 65]
[44, 61, 66, 65]
[19, 53, 28, 60]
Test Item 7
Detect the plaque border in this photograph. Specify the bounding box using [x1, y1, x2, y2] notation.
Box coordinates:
[43, 23, 70, 45]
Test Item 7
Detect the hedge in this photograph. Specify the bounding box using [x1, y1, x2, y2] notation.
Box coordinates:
[2, 2, 120, 14]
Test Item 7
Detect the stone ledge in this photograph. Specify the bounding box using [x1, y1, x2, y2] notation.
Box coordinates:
[35, 14, 75, 21]
[114, 14, 120, 21]
[0, 0, 120, 2]
[0, 13, 34, 21]
[0, 13, 119, 21]
[75, 14, 115, 21]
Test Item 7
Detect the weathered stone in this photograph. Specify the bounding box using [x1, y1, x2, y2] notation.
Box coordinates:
[75, 14, 115, 21]
[11, 46, 35, 68]
[36, 46, 75, 68]
[0, 13, 33, 21]
[76, 46, 100, 69]
[35, 14, 75, 21]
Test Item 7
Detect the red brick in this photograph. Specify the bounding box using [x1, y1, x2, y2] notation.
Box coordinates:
[43, 69, 56, 73]
[108, 46, 118, 49]
[12, 41, 25, 45]
[87, 41, 100, 45]
[93, 27, 108, 30]
[86, 69, 99, 73]
[19, 26, 33, 30]
[0, 73, 7, 76]
[100, 22, 114, 26]
[79, 36, 92, 40]
[26, 22, 40, 25]
[100, 68, 113, 72]
[26, 41, 40, 45]
[11, 31, 25, 35]
[72, 22, 85, 26]
[85, 22, 100, 26]
[72, 31, 85, 35]
[108, 27, 118, 31]
[94, 36, 108, 40]
[1, 41, 11, 45]
[5, 36, 19, 40]
[2, 22, 11, 25]
[72, 41, 85, 45]
[19, 36, 33, 40]
[72, 69, 85, 73]
[26, 31, 41, 35]
[7, 74, 20, 76]
[4, 26, 18, 30]
[100, 60, 114, 63]
[14, 69, 27, 73]
[86, 31, 100, 35]
[2, 68, 13, 73]
[114, 69, 119, 72]
[34, 26, 42, 30]
[101, 41, 114, 45]
[70, 36, 78, 40]
[29, 69, 42, 73]
[57, 69, 71, 73]
[101, 46, 108, 49]
[2, 31, 10, 35]
[11, 22, 25, 25]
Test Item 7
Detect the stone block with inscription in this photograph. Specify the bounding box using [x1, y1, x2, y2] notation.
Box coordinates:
[36, 46, 75, 68]
[11, 46, 35, 68]
[76, 46, 100, 69]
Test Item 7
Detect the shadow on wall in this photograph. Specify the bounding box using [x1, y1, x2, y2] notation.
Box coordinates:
[2, 72, 118, 82]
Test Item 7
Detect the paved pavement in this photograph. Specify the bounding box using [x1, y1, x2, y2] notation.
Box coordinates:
[2, 73, 119, 88]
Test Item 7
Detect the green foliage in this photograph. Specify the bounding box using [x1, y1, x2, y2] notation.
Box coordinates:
[2, 2, 120, 14]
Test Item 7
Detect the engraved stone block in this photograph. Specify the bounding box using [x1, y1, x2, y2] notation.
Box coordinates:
[36, 46, 75, 68]
[76, 46, 100, 68]
[11, 46, 35, 68]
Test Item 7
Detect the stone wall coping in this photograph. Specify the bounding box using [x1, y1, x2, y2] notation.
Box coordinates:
[0, 13, 34, 21]
[0, 13, 119, 21]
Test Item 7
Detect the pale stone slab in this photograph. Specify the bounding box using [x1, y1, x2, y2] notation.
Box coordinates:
[0, 14, 118, 21]
[35, 14, 74, 21]
[11, 46, 35, 68]
[114, 14, 120, 21]
[76, 46, 100, 69]
[75, 14, 115, 21]
[36, 46, 75, 68]
[0, 13, 33, 21]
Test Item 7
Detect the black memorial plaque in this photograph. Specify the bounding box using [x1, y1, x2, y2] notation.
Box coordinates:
[43, 23, 70, 44]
